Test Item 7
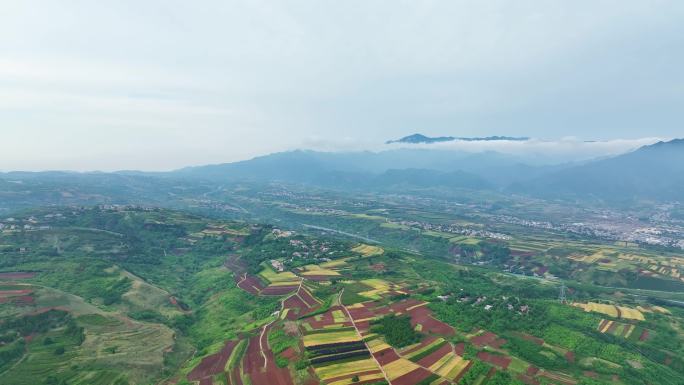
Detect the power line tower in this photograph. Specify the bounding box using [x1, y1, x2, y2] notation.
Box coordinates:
[558, 283, 568, 304]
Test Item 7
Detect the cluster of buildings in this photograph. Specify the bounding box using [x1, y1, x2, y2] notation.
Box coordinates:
[390, 219, 511, 240]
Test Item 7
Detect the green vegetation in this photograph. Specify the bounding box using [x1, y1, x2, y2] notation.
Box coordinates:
[0, 198, 683, 385]
[370, 315, 421, 348]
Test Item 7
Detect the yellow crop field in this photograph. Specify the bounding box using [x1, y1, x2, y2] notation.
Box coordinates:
[300, 265, 341, 276]
[623, 324, 635, 338]
[259, 267, 300, 284]
[652, 306, 671, 314]
[429, 352, 454, 372]
[617, 306, 645, 321]
[573, 302, 619, 318]
[445, 357, 471, 380]
[358, 278, 403, 299]
[383, 359, 421, 380]
[332, 310, 347, 323]
[352, 244, 384, 257]
[303, 330, 360, 347]
[329, 372, 385, 385]
[404, 338, 446, 360]
[314, 357, 380, 380]
[320, 259, 348, 269]
[367, 338, 392, 353]
[432, 353, 469, 380]
[575, 302, 644, 321]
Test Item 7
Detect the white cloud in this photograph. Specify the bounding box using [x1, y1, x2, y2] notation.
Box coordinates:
[382, 137, 664, 163]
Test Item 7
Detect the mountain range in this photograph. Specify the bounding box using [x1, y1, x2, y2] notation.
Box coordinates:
[1, 139, 682, 206]
[386, 133, 530, 144]
[172, 138, 684, 203]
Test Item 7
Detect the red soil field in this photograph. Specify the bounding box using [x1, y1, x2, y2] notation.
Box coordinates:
[297, 289, 319, 308]
[408, 306, 454, 336]
[527, 366, 540, 375]
[260, 285, 299, 295]
[489, 338, 507, 349]
[471, 332, 498, 347]
[477, 352, 511, 369]
[237, 275, 265, 295]
[13, 296, 34, 305]
[0, 289, 33, 296]
[392, 367, 433, 385]
[371, 263, 386, 272]
[242, 325, 294, 385]
[417, 343, 452, 367]
[199, 379, 212, 385]
[280, 347, 297, 360]
[242, 336, 262, 374]
[0, 272, 37, 279]
[389, 298, 424, 314]
[517, 374, 540, 385]
[374, 348, 400, 365]
[565, 351, 575, 363]
[348, 306, 376, 321]
[230, 364, 244, 385]
[187, 340, 238, 381]
[583, 371, 599, 378]
[283, 295, 309, 314]
[639, 329, 650, 341]
[454, 342, 465, 356]
[356, 320, 371, 333]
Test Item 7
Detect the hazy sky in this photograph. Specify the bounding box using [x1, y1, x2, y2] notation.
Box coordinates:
[2, 1, 683, 171]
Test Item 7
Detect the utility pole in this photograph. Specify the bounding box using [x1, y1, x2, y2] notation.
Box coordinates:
[559, 283, 568, 304]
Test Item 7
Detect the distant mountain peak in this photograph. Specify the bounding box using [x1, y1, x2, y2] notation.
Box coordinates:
[386, 133, 454, 144]
[386, 133, 529, 144]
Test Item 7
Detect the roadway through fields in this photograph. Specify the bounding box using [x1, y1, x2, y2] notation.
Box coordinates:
[338, 289, 392, 385]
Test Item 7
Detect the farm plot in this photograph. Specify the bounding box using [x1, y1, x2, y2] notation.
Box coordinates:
[597, 319, 642, 339]
[303, 306, 355, 329]
[312, 356, 382, 384]
[282, 286, 320, 319]
[303, 328, 360, 347]
[0, 271, 37, 280]
[383, 358, 436, 385]
[258, 266, 301, 295]
[0, 286, 35, 306]
[477, 351, 512, 369]
[573, 302, 644, 321]
[236, 274, 266, 295]
[187, 340, 239, 382]
[299, 264, 341, 277]
[358, 279, 405, 300]
[241, 325, 294, 385]
[470, 331, 506, 348]
[352, 244, 384, 257]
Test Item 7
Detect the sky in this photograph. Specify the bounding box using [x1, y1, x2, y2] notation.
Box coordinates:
[1, 1, 683, 171]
